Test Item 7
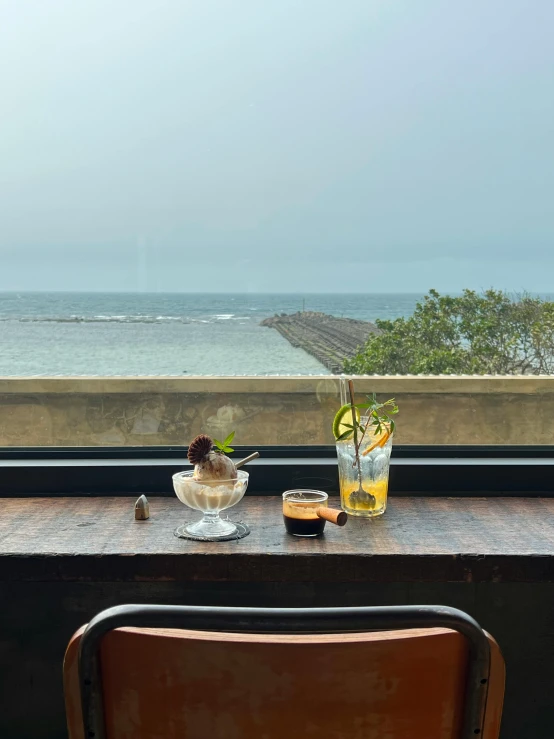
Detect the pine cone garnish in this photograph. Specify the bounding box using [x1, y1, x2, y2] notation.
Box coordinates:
[187, 434, 213, 465]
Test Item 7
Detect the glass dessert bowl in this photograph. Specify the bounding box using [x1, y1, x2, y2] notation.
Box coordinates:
[173, 469, 249, 539]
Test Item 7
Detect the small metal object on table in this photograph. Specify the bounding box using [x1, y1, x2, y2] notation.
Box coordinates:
[134, 495, 150, 520]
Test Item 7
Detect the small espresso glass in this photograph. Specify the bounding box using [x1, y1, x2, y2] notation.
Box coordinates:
[282, 490, 329, 537]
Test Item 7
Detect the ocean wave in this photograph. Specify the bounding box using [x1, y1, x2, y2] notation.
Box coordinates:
[0, 313, 255, 324]
[0, 314, 195, 324]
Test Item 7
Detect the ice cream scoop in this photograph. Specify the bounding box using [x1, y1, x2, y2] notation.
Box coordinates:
[187, 434, 238, 482]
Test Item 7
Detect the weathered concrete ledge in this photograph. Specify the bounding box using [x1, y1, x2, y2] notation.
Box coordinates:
[1, 375, 554, 394]
[0, 376, 553, 446]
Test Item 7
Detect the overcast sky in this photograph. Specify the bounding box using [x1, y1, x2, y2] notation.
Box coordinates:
[0, 0, 553, 293]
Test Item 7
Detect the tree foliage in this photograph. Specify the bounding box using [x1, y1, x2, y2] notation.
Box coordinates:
[344, 289, 554, 375]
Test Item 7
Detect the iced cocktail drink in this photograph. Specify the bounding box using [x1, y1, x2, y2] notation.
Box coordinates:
[336, 428, 392, 517]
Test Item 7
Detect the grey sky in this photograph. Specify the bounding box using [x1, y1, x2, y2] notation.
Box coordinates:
[0, 0, 553, 292]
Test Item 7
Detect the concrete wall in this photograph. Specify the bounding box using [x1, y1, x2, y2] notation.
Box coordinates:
[0, 375, 553, 445]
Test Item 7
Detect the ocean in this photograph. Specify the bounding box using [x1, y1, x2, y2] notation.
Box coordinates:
[0, 293, 421, 376]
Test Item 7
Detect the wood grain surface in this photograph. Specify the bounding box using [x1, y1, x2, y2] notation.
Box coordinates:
[0, 496, 552, 583]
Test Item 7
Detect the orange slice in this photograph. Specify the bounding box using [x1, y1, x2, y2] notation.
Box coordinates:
[362, 427, 391, 456]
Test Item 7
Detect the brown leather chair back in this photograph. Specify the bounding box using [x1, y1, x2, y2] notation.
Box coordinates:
[65, 613, 504, 739]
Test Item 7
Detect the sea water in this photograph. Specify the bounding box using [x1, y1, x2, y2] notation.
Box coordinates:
[0, 293, 421, 376]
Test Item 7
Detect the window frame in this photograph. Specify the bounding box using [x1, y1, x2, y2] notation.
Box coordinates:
[1, 445, 553, 497]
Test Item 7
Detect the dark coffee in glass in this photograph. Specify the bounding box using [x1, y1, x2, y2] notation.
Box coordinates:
[282, 490, 329, 537]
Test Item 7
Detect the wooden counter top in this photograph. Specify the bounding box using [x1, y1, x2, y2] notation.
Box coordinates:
[0, 496, 552, 583]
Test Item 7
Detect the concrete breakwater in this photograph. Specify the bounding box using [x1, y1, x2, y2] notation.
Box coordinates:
[260, 311, 380, 372]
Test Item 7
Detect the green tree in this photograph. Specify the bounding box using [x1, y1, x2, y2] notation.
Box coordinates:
[344, 289, 554, 375]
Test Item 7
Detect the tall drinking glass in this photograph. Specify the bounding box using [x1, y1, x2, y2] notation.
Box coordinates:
[336, 419, 393, 517]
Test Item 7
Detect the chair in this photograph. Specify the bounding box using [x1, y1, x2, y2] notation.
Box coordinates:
[64, 604, 504, 739]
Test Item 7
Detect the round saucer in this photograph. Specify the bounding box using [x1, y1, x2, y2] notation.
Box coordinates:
[174, 521, 250, 542]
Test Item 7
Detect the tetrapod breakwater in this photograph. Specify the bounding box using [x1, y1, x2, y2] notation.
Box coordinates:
[260, 311, 380, 373]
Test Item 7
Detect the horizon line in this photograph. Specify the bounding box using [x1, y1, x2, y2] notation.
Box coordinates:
[0, 289, 548, 296]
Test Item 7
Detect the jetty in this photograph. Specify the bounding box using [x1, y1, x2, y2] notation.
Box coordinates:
[260, 311, 380, 373]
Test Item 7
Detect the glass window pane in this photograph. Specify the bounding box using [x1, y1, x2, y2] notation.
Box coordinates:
[1, 2, 553, 445]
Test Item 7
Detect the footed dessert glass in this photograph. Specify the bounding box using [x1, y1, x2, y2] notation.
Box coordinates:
[173, 470, 249, 539]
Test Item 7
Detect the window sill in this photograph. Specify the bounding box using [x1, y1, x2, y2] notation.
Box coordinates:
[2, 448, 554, 495]
[1, 496, 552, 583]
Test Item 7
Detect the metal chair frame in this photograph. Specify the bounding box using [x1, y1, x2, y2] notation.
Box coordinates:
[78, 604, 491, 739]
